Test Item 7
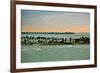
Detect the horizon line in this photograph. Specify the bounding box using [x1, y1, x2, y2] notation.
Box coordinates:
[21, 31, 90, 33]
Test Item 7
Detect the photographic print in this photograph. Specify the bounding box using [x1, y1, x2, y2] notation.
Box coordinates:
[11, 1, 97, 72]
[21, 10, 90, 63]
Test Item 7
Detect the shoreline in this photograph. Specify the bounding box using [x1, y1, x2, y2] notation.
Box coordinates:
[21, 35, 90, 46]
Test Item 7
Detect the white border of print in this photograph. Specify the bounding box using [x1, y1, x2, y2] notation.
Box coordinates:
[16, 5, 94, 69]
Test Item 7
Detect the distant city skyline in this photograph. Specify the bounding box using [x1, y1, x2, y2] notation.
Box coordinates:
[21, 10, 90, 33]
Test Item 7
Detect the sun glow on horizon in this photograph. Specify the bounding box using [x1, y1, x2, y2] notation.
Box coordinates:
[21, 10, 90, 33]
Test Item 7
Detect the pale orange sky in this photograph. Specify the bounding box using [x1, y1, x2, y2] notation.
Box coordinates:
[21, 10, 90, 33]
[22, 25, 89, 32]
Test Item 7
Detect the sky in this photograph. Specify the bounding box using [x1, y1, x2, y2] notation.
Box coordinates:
[21, 9, 90, 33]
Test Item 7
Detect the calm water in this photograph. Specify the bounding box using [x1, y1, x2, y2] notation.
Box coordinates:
[21, 33, 90, 63]
[22, 33, 89, 39]
[21, 44, 90, 63]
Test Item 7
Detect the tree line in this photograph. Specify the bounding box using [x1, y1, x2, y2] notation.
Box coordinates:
[21, 35, 90, 45]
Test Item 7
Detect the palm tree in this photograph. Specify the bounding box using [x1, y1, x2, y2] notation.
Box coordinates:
[69, 37, 72, 44]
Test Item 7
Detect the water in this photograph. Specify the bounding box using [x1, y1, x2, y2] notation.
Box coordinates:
[21, 44, 90, 63]
[22, 33, 89, 39]
[21, 33, 90, 63]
